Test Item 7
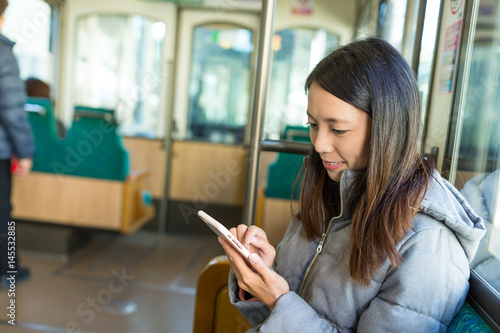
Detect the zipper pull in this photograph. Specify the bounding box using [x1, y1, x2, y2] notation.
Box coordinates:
[316, 233, 327, 253]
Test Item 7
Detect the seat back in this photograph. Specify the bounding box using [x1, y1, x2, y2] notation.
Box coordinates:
[26, 97, 69, 174]
[193, 256, 251, 333]
[67, 106, 129, 180]
[25, 101, 129, 181]
[266, 125, 310, 200]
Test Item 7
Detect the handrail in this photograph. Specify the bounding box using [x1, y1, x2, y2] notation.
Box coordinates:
[73, 111, 115, 123]
[261, 139, 311, 155]
[242, 0, 277, 227]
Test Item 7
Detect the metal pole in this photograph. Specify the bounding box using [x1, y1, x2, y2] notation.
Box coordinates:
[410, 0, 427, 74]
[242, 0, 276, 226]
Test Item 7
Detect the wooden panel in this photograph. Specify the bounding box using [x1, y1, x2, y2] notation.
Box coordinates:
[122, 137, 167, 198]
[121, 170, 155, 233]
[214, 287, 251, 333]
[169, 141, 248, 206]
[12, 172, 123, 229]
[260, 196, 297, 247]
[193, 255, 250, 333]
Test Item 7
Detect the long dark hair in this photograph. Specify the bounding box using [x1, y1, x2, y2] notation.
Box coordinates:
[297, 38, 434, 286]
[0, 0, 7, 17]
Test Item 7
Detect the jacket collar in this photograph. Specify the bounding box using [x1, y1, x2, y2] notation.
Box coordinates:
[0, 33, 15, 48]
[328, 169, 362, 222]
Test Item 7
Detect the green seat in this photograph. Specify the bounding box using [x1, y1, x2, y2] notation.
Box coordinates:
[447, 301, 494, 332]
[266, 126, 310, 200]
[25, 97, 59, 140]
[25, 101, 129, 181]
[66, 106, 129, 181]
[26, 97, 69, 174]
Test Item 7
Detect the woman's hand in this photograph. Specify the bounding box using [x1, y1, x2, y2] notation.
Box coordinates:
[219, 225, 289, 310]
[234, 225, 275, 268]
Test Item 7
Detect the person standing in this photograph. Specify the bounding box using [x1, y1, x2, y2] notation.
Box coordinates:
[0, 0, 35, 286]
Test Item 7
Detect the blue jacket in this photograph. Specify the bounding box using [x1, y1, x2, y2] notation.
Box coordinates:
[230, 170, 486, 332]
[0, 33, 35, 160]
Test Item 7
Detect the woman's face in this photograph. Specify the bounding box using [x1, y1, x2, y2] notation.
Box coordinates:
[307, 82, 372, 182]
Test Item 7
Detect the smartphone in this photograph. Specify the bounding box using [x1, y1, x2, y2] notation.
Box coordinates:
[197, 210, 252, 262]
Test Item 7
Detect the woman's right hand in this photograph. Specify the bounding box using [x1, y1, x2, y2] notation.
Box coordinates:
[232, 224, 276, 268]
[219, 225, 289, 309]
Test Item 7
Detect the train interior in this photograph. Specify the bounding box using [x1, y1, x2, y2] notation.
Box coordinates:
[0, 0, 499, 332]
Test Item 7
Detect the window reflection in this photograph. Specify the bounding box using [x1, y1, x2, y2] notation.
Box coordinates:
[2, 0, 53, 84]
[454, 0, 500, 294]
[377, 0, 407, 52]
[187, 25, 254, 144]
[417, 0, 440, 135]
[74, 14, 165, 138]
[264, 28, 339, 140]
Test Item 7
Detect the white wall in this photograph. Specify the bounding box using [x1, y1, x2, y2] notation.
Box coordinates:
[274, 0, 356, 44]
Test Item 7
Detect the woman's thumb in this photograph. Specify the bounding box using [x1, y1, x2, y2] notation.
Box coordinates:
[248, 253, 266, 271]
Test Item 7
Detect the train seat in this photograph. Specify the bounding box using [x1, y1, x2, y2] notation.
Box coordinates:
[447, 301, 494, 332]
[265, 125, 309, 200]
[24, 97, 59, 142]
[193, 255, 251, 333]
[257, 125, 310, 246]
[66, 106, 129, 180]
[195, 256, 495, 332]
[12, 101, 153, 233]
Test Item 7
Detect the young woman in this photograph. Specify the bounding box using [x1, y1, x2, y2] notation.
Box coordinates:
[219, 38, 486, 332]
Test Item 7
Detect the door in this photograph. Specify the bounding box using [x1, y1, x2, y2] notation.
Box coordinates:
[166, 9, 260, 232]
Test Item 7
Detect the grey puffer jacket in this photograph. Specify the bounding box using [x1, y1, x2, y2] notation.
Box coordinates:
[0, 33, 35, 160]
[229, 170, 486, 332]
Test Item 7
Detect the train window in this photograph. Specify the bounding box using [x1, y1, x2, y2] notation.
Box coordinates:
[377, 0, 407, 52]
[416, 0, 440, 132]
[452, 0, 500, 295]
[263, 28, 339, 140]
[2, 0, 54, 85]
[73, 14, 166, 138]
[186, 24, 254, 144]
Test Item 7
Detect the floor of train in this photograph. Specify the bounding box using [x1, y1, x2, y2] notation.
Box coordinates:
[0, 229, 225, 333]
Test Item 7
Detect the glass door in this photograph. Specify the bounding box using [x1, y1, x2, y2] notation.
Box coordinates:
[73, 13, 167, 138]
[57, 0, 177, 138]
[446, 0, 500, 295]
[165, 9, 260, 232]
[171, 10, 260, 143]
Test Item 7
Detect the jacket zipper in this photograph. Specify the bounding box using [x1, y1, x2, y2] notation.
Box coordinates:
[298, 180, 345, 296]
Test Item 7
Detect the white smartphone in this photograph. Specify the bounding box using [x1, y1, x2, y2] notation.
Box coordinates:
[197, 210, 252, 262]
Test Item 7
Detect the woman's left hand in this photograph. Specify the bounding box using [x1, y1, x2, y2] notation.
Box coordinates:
[220, 234, 290, 310]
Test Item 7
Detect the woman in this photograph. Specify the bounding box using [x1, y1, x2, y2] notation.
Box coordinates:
[219, 38, 486, 332]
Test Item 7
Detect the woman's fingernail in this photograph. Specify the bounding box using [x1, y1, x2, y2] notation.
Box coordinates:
[249, 253, 259, 264]
[218, 237, 222, 245]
